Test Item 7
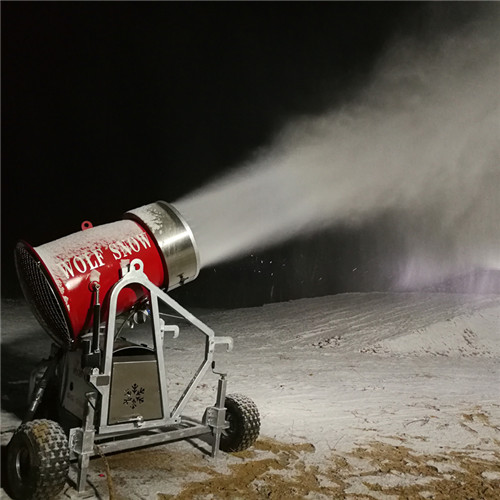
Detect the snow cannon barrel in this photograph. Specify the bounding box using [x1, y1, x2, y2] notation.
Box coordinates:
[15, 201, 199, 348]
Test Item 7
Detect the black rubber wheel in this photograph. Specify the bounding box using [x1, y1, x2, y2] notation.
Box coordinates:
[6, 419, 70, 500]
[220, 393, 260, 452]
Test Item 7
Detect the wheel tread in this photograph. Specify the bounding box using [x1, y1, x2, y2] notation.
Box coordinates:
[221, 393, 260, 452]
[8, 419, 69, 500]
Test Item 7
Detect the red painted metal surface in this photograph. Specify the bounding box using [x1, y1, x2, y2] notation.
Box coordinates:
[30, 219, 166, 340]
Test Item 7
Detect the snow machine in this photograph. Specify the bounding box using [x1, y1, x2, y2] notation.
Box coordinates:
[7, 201, 260, 499]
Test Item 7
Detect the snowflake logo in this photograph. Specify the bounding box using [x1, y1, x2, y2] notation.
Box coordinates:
[123, 383, 145, 409]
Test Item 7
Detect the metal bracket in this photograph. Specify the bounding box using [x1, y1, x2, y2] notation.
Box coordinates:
[160, 319, 180, 339]
[204, 407, 227, 429]
[69, 427, 95, 457]
[115, 415, 145, 427]
[207, 374, 228, 457]
[212, 336, 233, 352]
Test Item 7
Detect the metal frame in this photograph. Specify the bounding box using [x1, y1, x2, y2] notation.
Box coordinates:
[69, 258, 233, 493]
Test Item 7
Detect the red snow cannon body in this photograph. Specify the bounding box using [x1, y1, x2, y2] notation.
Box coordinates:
[15, 201, 199, 348]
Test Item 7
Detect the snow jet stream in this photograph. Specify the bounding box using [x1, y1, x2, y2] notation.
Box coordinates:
[175, 16, 499, 288]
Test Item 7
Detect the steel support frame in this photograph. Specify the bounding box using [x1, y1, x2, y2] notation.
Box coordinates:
[69, 258, 233, 493]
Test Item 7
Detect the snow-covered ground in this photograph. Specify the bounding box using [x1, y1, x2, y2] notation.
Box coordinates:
[2, 292, 499, 499]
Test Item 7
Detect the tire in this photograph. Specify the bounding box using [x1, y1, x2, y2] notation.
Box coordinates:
[220, 393, 260, 452]
[6, 419, 70, 500]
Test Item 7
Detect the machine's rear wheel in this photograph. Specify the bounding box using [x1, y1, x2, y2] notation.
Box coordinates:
[220, 393, 260, 452]
[6, 419, 69, 500]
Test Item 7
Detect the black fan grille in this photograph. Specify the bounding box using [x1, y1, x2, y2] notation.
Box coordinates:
[15, 244, 72, 348]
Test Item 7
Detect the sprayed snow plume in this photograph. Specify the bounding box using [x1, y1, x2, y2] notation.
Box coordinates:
[176, 12, 499, 288]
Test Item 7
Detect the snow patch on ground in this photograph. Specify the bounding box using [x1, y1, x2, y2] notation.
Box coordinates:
[363, 304, 500, 357]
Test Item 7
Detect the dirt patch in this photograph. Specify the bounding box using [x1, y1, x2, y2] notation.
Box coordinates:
[349, 441, 500, 499]
[116, 437, 500, 500]
[156, 438, 328, 500]
[462, 410, 500, 430]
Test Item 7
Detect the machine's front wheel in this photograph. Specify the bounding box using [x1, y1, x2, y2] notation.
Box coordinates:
[220, 393, 260, 452]
[6, 419, 70, 500]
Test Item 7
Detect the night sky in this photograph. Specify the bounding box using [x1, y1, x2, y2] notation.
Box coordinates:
[1, 2, 481, 305]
